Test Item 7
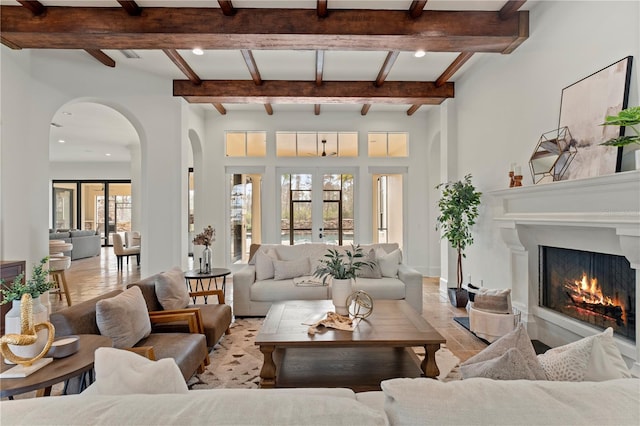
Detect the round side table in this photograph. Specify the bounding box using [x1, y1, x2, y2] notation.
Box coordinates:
[184, 268, 231, 304]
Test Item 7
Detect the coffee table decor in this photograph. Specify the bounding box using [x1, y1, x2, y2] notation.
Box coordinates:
[305, 311, 357, 335]
[346, 290, 373, 319]
[0, 294, 55, 378]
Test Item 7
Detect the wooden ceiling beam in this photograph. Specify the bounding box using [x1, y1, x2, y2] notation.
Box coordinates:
[361, 104, 372, 116]
[17, 1, 45, 16]
[85, 49, 116, 67]
[174, 80, 453, 105]
[218, 1, 236, 16]
[499, 0, 526, 20]
[264, 104, 274, 115]
[316, 50, 324, 86]
[317, 0, 328, 18]
[117, 1, 142, 16]
[163, 49, 201, 85]
[375, 51, 399, 87]
[435, 52, 474, 87]
[406, 105, 421, 116]
[0, 7, 528, 53]
[212, 103, 227, 115]
[408, 1, 428, 19]
[502, 11, 529, 54]
[240, 49, 263, 85]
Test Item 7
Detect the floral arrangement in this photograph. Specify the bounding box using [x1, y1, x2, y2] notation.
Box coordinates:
[193, 225, 215, 247]
[0, 257, 53, 304]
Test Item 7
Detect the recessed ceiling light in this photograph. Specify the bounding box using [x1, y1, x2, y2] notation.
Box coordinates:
[62, 111, 72, 116]
[414, 50, 426, 58]
[192, 48, 204, 56]
[58, 139, 66, 144]
[105, 153, 112, 157]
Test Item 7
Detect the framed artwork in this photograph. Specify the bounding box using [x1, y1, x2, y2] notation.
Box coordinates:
[557, 56, 633, 181]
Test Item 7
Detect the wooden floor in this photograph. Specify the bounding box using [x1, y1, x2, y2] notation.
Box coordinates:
[50, 248, 486, 362]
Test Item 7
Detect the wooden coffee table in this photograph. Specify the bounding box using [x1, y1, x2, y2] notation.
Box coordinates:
[255, 300, 446, 391]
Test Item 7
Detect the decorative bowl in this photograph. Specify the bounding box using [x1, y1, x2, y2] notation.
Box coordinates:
[46, 335, 80, 358]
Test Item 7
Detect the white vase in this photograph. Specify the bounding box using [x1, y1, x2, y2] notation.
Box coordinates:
[3, 295, 50, 364]
[331, 278, 353, 316]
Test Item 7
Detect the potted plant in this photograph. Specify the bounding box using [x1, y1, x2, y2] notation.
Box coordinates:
[0, 257, 52, 305]
[313, 244, 371, 315]
[436, 174, 482, 307]
[599, 106, 640, 147]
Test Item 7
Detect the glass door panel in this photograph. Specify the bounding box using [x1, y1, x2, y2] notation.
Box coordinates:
[108, 183, 132, 245]
[229, 173, 262, 263]
[52, 183, 76, 230]
[372, 174, 403, 247]
[82, 183, 106, 244]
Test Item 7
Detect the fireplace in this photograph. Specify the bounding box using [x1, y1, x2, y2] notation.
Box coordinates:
[540, 246, 636, 342]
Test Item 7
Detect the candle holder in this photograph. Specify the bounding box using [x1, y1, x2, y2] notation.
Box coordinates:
[513, 175, 523, 187]
[509, 171, 515, 188]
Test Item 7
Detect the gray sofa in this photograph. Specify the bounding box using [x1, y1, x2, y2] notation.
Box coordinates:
[49, 229, 101, 260]
[233, 243, 423, 317]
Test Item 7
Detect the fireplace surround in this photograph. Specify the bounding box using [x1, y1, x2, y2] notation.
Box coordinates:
[490, 170, 640, 376]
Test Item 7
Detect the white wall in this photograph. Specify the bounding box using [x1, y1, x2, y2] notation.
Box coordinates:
[437, 0, 640, 290]
[203, 110, 435, 273]
[50, 161, 131, 180]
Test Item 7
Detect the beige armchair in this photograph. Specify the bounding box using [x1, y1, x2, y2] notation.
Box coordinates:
[112, 233, 140, 270]
[125, 231, 141, 248]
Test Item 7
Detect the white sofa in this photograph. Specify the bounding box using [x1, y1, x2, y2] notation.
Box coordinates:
[232, 243, 423, 316]
[2, 378, 638, 425]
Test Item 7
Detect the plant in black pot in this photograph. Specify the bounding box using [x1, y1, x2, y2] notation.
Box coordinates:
[436, 174, 482, 307]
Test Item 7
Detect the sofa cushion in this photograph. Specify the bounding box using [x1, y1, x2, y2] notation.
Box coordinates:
[537, 327, 631, 382]
[375, 247, 402, 277]
[255, 248, 278, 281]
[70, 229, 98, 237]
[155, 267, 190, 310]
[461, 323, 547, 380]
[356, 249, 382, 279]
[96, 286, 152, 349]
[252, 279, 329, 302]
[273, 257, 310, 280]
[84, 347, 188, 395]
[136, 332, 208, 381]
[353, 277, 405, 300]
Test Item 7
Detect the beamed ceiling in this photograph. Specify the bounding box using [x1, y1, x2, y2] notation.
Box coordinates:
[0, 0, 530, 117]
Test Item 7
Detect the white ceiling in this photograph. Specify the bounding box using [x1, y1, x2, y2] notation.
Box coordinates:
[0, 0, 535, 162]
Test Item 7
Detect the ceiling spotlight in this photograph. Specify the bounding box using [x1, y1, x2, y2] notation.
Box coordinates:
[414, 50, 426, 58]
[62, 111, 72, 116]
[105, 153, 112, 157]
[192, 48, 204, 56]
[58, 139, 66, 144]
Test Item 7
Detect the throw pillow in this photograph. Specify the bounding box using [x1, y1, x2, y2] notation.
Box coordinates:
[537, 327, 631, 381]
[255, 248, 278, 281]
[375, 247, 402, 278]
[84, 347, 188, 395]
[96, 286, 151, 349]
[356, 248, 382, 279]
[154, 266, 190, 310]
[472, 288, 512, 314]
[460, 347, 538, 380]
[462, 323, 547, 380]
[273, 257, 310, 280]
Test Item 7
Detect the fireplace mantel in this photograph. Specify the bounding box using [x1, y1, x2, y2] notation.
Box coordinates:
[488, 170, 640, 376]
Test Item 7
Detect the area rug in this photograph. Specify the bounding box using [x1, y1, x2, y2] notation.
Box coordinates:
[189, 317, 461, 389]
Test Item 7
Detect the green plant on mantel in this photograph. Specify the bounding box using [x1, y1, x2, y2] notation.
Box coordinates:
[600, 106, 640, 147]
[0, 257, 53, 304]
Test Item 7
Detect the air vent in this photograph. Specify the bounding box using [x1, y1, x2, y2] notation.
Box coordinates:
[120, 50, 141, 59]
[50, 122, 62, 128]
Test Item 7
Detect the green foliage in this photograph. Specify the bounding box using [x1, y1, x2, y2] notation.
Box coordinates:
[313, 244, 371, 283]
[0, 257, 53, 304]
[436, 174, 482, 289]
[600, 106, 640, 147]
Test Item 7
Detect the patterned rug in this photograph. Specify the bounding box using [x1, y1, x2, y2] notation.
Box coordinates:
[189, 317, 461, 389]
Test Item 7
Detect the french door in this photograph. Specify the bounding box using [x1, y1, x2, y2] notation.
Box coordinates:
[279, 168, 356, 246]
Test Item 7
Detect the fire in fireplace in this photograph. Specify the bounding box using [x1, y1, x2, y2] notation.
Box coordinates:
[540, 246, 636, 342]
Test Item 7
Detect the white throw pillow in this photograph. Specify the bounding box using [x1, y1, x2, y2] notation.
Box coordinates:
[273, 258, 310, 280]
[85, 347, 188, 395]
[356, 248, 382, 279]
[460, 347, 538, 380]
[96, 286, 152, 349]
[462, 323, 547, 380]
[154, 267, 189, 310]
[537, 327, 631, 381]
[255, 248, 278, 281]
[375, 247, 402, 278]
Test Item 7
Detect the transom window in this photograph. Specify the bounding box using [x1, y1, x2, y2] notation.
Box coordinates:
[226, 131, 267, 157]
[276, 132, 358, 157]
[368, 132, 408, 157]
